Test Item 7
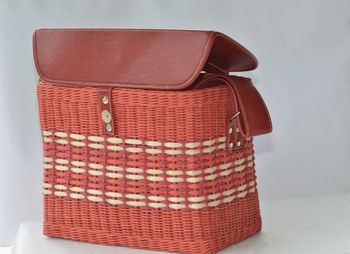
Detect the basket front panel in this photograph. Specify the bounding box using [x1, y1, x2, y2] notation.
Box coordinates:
[37, 83, 261, 253]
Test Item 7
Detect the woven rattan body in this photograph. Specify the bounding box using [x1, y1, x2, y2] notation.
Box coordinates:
[38, 83, 261, 253]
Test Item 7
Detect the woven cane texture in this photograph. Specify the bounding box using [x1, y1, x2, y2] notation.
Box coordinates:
[37, 82, 262, 253]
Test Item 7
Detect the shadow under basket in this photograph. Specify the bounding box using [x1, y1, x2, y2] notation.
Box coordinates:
[34, 28, 272, 254]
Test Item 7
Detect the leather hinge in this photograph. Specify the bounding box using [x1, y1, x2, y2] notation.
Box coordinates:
[98, 87, 115, 136]
[227, 112, 245, 152]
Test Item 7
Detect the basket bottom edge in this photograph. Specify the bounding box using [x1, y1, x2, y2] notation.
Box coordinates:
[43, 220, 261, 254]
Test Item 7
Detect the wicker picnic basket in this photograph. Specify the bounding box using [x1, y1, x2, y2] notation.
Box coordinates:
[33, 28, 272, 254]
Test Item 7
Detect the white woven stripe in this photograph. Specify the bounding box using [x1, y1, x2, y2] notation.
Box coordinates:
[43, 131, 233, 155]
[43, 180, 257, 210]
[43, 131, 256, 209]
[43, 155, 253, 183]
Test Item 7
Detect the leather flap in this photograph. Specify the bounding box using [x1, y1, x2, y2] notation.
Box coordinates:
[33, 28, 258, 90]
[193, 74, 272, 140]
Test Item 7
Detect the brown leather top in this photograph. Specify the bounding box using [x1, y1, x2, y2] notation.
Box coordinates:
[33, 28, 258, 90]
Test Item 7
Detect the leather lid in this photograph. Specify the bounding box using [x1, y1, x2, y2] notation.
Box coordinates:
[33, 28, 258, 90]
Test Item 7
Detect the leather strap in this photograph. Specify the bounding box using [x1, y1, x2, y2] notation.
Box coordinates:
[227, 75, 272, 137]
[194, 74, 272, 151]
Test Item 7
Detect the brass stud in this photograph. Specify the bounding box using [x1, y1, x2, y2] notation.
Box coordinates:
[101, 110, 112, 123]
[236, 141, 241, 147]
[106, 124, 112, 132]
[102, 96, 109, 104]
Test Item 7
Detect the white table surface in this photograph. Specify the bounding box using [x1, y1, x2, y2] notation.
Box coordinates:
[10, 193, 350, 254]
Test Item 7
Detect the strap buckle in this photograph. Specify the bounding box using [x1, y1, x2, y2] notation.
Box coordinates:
[231, 111, 241, 121]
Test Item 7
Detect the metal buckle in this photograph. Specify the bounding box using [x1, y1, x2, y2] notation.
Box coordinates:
[231, 111, 241, 120]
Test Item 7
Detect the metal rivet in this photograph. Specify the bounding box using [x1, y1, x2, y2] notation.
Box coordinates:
[101, 110, 112, 123]
[236, 141, 241, 147]
[106, 124, 112, 132]
[236, 127, 240, 133]
[102, 96, 109, 104]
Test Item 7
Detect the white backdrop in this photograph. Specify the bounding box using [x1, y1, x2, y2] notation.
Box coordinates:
[0, 0, 349, 245]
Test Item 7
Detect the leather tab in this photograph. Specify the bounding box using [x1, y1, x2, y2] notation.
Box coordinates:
[228, 113, 245, 151]
[98, 88, 115, 136]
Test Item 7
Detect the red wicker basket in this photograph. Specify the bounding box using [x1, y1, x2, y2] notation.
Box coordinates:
[33, 29, 272, 254]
